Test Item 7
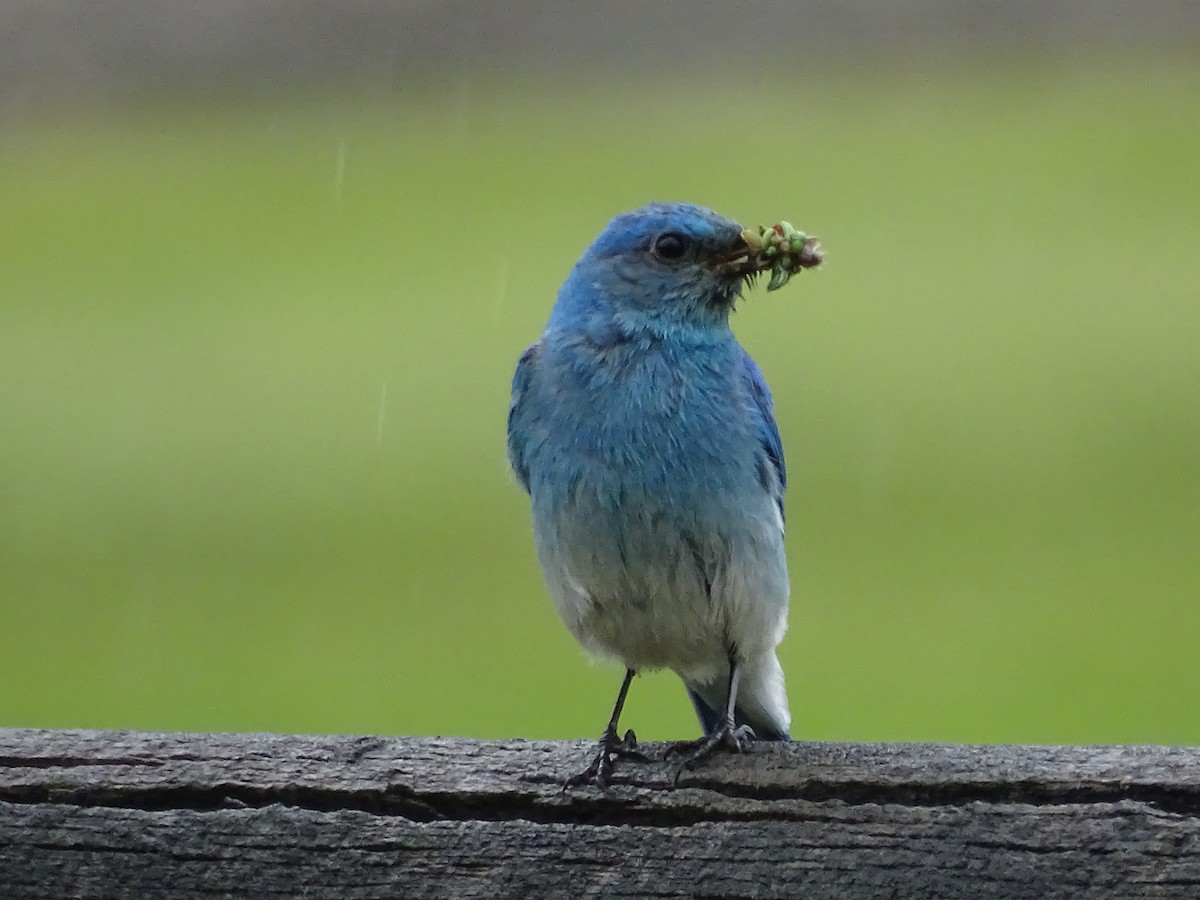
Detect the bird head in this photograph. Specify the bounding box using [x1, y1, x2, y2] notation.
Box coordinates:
[550, 202, 819, 340]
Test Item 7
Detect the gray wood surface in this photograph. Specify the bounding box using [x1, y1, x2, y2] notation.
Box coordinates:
[2, 728, 1198, 899]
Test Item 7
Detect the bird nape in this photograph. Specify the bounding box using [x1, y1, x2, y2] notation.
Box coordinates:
[506, 202, 823, 787]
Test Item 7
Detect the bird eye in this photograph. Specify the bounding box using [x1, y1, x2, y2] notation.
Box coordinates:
[650, 231, 689, 262]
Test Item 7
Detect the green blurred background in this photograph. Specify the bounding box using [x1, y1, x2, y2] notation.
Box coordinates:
[2, 4, 1198, 746]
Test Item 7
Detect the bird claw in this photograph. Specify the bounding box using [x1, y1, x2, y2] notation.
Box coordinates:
[563, 728, 649, 790]
[672, 723, 757, 783]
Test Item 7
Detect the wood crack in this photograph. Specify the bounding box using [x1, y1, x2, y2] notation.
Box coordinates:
[4, 777, 1198, 826]
[676, 773, 1200, 817]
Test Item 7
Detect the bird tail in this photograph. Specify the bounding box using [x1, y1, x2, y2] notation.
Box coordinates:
[685, 652, 791, 741]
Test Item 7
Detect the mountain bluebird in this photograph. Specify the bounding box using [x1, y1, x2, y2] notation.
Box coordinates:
[507, 202, 820, 785]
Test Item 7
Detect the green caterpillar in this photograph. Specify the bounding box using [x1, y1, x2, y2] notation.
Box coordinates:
[740, 221, 824, 292]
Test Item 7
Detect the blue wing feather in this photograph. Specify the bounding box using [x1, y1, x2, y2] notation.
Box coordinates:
[506, 342, 541, 494]
[740, 350, 787, 524]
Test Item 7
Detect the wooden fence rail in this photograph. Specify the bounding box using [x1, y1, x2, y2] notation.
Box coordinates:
[2, 728, 1199, 898]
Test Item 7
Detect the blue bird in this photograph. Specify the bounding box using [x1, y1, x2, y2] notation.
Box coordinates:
[507, 202, 819, 785]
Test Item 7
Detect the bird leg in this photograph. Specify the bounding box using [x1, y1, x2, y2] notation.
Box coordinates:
[674, 655, 756, 779]
[564, 668, 650, 789]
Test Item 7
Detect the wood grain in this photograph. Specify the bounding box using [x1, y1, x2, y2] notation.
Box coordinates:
[2, 729, 1199, 898]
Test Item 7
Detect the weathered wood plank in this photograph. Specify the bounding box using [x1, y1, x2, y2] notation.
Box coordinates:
[2, 729, 1198, 899]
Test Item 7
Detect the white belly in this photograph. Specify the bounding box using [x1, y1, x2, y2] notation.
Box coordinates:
[534, 496, 789, 682]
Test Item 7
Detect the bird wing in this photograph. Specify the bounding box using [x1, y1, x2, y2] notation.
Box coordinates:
[684, 352, 791, 742]
[506, 341, 542, 494]
[740, 348, 787, 525]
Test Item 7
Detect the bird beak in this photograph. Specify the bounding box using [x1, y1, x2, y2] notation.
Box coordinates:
[711, 225, 824, 291]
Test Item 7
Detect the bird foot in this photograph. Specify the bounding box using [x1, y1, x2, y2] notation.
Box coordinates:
[672, 722, 756, 783]
[563, 728, 650, 790]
